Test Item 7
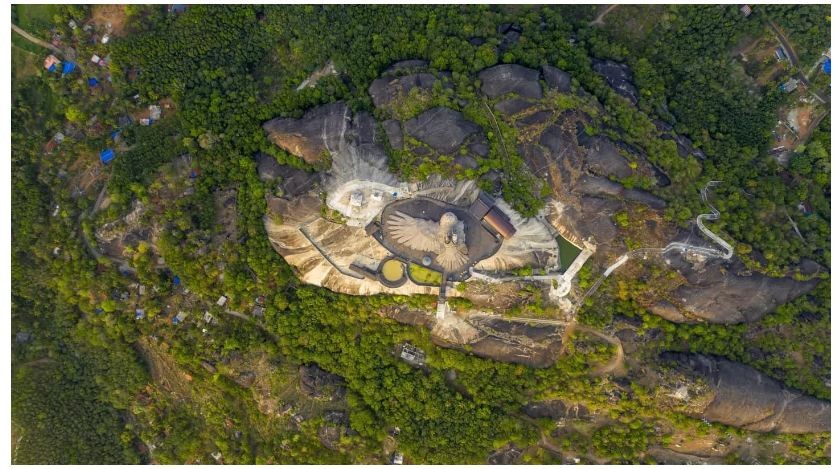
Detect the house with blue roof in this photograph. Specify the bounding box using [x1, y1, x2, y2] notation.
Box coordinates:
[100, 148, 115, 164]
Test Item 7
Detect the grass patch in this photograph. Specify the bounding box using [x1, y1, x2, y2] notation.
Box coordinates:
[408, 263, 443, 285]
[12, 45, 40, 84]
[13, 4, 58, 32]
[557, 235, 581, 271]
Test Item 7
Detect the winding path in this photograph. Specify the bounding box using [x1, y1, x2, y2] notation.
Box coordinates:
[463, 182, 734, 376]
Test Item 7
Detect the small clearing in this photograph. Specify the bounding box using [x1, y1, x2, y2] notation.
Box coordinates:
[296, 60, 337, 91]
[589, 4, 619, 26]
[135, 337, 194, 401]
[91, 4, 129, 37]
[12, 45, 39, 83]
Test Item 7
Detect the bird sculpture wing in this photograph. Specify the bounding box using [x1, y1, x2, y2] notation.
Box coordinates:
[385, 211, 441, 253]
[435, 243, 469, 272]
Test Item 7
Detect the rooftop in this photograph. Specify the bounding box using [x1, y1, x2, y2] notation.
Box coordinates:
[379, 197, 501, 277]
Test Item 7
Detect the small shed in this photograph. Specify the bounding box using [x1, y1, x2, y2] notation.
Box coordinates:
[172, 311, 189, 325]
[780, 78, 799, 93]
[216, 295, 227, 307]
[62, 61, 76, 76]
[775, 47, 788, 61]
[100, 148, 116, 164]
[43, 55, 61, 72]
[135, 309, 145, 320]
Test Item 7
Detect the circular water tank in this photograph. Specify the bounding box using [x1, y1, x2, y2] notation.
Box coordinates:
[422, 256, 432, 266]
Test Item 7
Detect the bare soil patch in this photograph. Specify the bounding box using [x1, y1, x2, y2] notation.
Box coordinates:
[91, 5, 128, 37]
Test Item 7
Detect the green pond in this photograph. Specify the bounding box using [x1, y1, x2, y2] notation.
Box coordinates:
[557, 235, 582, 271]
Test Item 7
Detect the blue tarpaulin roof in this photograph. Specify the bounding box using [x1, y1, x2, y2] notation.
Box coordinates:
[47, 64, 56, 73]
[100, 148, 115, 164]
[110, 129, 121, 141]
[824, 58, 831, 75]
[88, 77, 99, 87]
[62, 61, 76, 76]
[173, 275, 181, 286]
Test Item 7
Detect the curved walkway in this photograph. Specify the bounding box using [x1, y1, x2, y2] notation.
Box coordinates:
[461, 182, 734, 375]
[574, 181, 733, 309]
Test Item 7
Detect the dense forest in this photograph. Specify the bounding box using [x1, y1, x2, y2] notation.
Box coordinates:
[11, 4, 830, 464]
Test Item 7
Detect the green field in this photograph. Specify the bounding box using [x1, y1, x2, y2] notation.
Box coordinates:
[13, 4, 58, 32]
[12, 45, 40, 84]
[408, 263, 443, 285]
[11, 4, 60, 61]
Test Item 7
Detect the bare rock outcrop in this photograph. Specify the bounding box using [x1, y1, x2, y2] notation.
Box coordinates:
[582, 136, 632, 179]
[262, 102, 350, 164]
[495, 98, 537, 116]
[256, 153, 319, 197]
[369, 72, 438, 108]
[487, 444, 522, 465]
[382, 119, 403, 149]
[650, 255, 818, 324]
[542, 65, 572, 92]
[404, 107, 481, 154]
[478, 64, 543, 99]
[436, 315, 565, 368]
[660, 353, 830, 434]
[591, 59, 638, 105]
[578, 174, 666, 209]
[299, 364, 346, 400]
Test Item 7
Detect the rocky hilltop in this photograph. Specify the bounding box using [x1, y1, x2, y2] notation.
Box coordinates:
[649, 251, 818, 324]
[660, 352, 830, 434]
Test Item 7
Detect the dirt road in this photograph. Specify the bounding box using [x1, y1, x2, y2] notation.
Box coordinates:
[11, 23, 63, 56]
[589, 5, 619, 26]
